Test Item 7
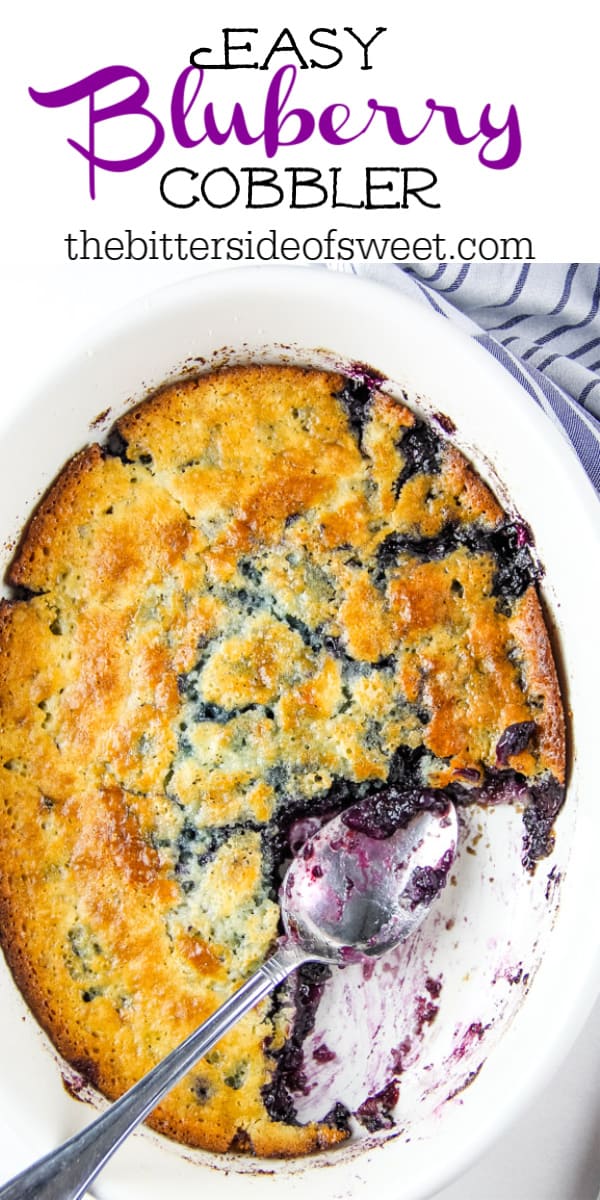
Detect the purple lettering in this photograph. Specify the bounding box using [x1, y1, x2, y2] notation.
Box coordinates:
[171, 67, 261, 149]
[29, 66, 164, 199]
[367, 98, 435, 145]
[318, 102, 376, 145]
[263, 66, 314, 157]
[425, 100, 480, 147]
[171, 67, 205, 147]
[479, 103, 521, 169]
[29, 61, 522, 199]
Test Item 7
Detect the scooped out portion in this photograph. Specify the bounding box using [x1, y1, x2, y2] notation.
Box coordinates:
[0, 365, 565, 1156]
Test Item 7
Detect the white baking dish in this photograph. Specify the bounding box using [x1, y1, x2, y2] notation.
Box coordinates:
[0, 266, 598, 1200]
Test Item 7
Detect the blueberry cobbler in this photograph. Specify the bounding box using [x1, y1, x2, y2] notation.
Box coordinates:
[0, 365, 565, 1156]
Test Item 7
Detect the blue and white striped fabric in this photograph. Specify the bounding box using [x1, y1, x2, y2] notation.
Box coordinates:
[336, 264, 600, 495]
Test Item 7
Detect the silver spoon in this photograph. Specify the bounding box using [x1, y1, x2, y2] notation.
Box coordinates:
[0, 797, 457, 1200]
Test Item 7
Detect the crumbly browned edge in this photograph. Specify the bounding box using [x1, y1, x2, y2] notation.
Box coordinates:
[0, 365, 565, 1157]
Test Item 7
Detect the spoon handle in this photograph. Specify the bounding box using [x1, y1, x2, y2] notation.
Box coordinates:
[0, 944, 304, 1200]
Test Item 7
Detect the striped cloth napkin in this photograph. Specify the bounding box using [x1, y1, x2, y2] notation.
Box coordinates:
[334, 264, 600, 495]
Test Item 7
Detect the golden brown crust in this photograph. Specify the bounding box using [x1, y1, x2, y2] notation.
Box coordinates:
[509, 589, 566, 782]
[8, 445, 105, 591]
[0, 364, 566, 1157]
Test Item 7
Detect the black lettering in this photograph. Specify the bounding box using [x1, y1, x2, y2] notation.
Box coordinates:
[225, 237, 244, 261]
[302, 237, 324, 260]
[280, 237, 300, 259]
[412, 237, 433, 260]
[337, 236, 355, 261]
[479, 237, 500, 260]
[125, 230, 150, 259]
[160, 166, 199, 208]
[458, 237, 477, 261]
[189, 237, 209, 260]
[80, 231, 101, 259]
[242, 167, 284, 208]
[104, 237, 124, 260]
[402, 168, 440, 209]
[330, 166, 363, 208]
[256, 231, 279, 259]
[200, 167, 240, 208]
[260, 28, 309, 71]
[356, 237, 390, 261]
[190, 29, 259, 69]
[365, 166, 401, 209]
[390, 238, 410, 261]
[309, 28, 343, 69]
[286, 167, 328, 208]
[343, 26, 387, 69]
[500, 236, 533, 260]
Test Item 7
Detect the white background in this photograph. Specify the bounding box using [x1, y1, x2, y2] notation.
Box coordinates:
[1, 1, 599, 1195]
[2, 0, 599, 265]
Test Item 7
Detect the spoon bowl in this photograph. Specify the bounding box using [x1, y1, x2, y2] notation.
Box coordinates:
[283, 797, 458, 960]
[0, 796, 458, 1200]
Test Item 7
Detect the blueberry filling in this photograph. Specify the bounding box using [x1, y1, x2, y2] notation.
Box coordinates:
[394, 419, 443, 496]
[522, 776, 565, 871]
[403, 854, 455, 910]
[321, 1101, 352, 1133]
[321, 632, 395, 674]
[193, 700, 273, 724]
[230, 587, 264, 615]
[262, 962, 332, 1124]
[104, 428, 130, 462]
[313, 1043, 336, 1063]
[356, 1079, 400, 1132]
[487, 521, 540, 605]
[447, 766, 530, 808]
[334, 376, 375, 450]
[387, 743, 429, 787]
[238, 559, 263, 586]
[192, 1075, 213, 1104]
[229, 1128, 253, 1152]
[375, 519, 541, 604]
[283, 612, 325, 655]
[375, 526, 460, 577]
[496, 721, 537, 765]
[173, 821, 229, 884]
[176, 671, 274, 726]
[176, 671, 202, 702]
[341, 785, 449, 840]
[446, 768, 565, 871]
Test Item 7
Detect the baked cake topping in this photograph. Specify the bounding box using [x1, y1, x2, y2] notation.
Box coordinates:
[0, 365, 565, 1156]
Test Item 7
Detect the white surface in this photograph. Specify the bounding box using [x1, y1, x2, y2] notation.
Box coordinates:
[433, 1001, 600, 1200]
[0, 265, 599, 1200]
